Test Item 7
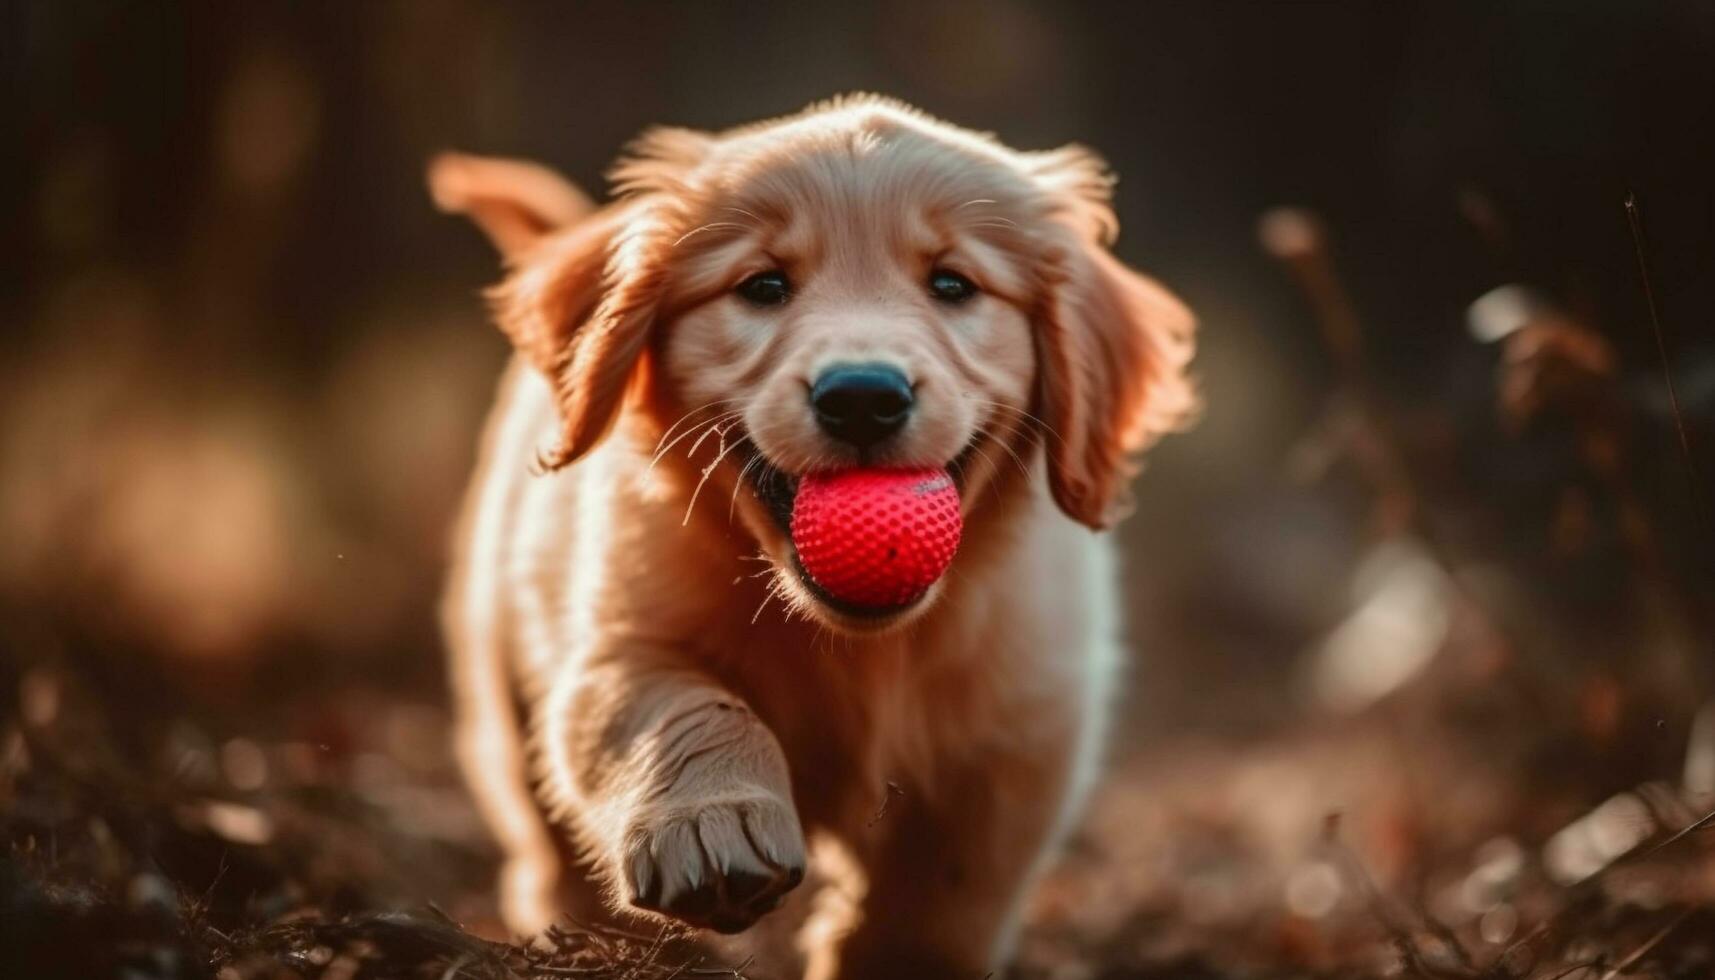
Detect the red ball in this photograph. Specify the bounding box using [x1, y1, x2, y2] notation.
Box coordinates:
[790, 467, 962, 608]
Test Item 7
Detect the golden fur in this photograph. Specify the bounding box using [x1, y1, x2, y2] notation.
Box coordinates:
[431, 95, 1195, 978]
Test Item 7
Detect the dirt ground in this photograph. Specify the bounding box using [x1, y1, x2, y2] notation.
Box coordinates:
[6, 618, 1714, 980]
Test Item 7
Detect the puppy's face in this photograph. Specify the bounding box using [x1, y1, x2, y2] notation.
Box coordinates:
[468, 98, 1197, 632]
[651, 126, 1047, 627]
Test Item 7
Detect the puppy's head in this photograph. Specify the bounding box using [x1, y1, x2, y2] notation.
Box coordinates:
[433, 96, 1195, 632]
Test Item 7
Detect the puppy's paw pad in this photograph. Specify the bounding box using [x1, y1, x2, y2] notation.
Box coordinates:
[622, 796, 806, 934]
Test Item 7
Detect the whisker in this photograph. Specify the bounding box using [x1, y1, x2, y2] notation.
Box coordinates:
[729, 452, 764, 522]
[969, 435, 1026, 484]
[997, 443, 1034, 480]
[751, 589, 775, 625]
[672, 221, 751, 247]
[682, 430, 750, 526]
[646, 409, 744, 478]
[720, 206, 764, 225]
[649, 410, 741, 469]
[967, 435, 1001, 483]
[752, 576, 786, 625]
[964, 439, 1000, 480]
[653, 399, 741, 456]
[965, 398, 1067, 446]
[782, 591, 809, 625]
[975, 425, 1034, 480]
[688, 414, 744, 460]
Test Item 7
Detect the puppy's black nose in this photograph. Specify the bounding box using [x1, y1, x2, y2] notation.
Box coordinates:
[810, 363, 914, 449]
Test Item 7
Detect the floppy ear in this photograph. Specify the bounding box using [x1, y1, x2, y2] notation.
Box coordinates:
[430, 138, 708, 470]
[427, 151, 595, 258]
[486, 202, 665, 469]
[1031, 148, 1197, 530]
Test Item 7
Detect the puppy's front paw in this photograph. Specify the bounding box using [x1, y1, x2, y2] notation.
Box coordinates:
[622, 795, 806, 934]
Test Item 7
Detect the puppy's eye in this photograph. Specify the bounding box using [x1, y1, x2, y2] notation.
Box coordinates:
[736, 270, 791, 306]
[928, 269, 978, 304]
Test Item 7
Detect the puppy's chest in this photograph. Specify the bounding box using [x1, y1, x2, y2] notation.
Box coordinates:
[718, 621, 1038, 833]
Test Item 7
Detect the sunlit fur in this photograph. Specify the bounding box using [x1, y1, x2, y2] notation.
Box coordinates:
[432, 95, 1195, 978]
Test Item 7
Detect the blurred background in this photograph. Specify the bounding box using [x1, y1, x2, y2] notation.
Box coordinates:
[4, 2, 1713, 978]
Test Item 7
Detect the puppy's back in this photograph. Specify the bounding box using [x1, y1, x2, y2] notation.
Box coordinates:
[441, 359, 581, 932]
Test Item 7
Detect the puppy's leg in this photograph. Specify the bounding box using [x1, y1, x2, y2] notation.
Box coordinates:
[815, 724, 1089, 979]
[538, 643, 808, 935]
[445, 361, 574, 937]
[448, 625, 566, 937]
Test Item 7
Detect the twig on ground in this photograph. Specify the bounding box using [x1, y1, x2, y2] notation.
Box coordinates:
[1624, 192, 1703, 518]
[1595, 907, 1693, 980]
[1486, 805, 1715, 977]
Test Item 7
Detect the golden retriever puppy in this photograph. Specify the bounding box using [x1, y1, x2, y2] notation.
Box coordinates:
[431, 95, 1195, 978]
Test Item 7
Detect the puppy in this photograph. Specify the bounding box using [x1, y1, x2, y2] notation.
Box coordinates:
[431, 95, 1195, 978]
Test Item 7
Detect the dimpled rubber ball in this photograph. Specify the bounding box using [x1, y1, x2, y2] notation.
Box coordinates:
[790, 467, 962, 608]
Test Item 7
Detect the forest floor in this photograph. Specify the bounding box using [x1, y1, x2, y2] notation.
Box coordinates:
[5, 648, 1714, 980]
